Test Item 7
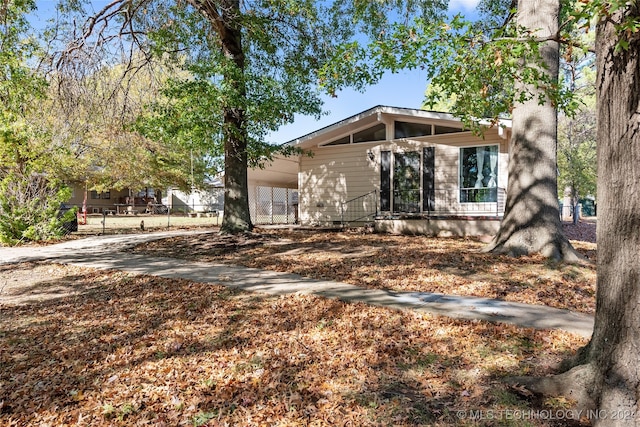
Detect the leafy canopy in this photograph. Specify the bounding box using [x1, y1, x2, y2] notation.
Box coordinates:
[318, 0, 606, 131]
[126, 0, 349, 170]
[0, 0, 78, 243]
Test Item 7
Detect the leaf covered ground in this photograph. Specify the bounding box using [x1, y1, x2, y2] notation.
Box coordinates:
[1, 260, 589, 426]
[2, 223, 596, 426]
[133, 224, 597, 315]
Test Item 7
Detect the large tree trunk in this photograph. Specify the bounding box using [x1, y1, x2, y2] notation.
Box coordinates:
[483, 0, 580, 261]
[189, 0, 253, 234]
[217, 0, 253, 234]
[221, 104, 253, 234]
[588, 5, 640, 424]
[508, 6, 640, 424]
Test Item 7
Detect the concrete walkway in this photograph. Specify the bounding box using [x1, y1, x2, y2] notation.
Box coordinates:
[0, 230, 595, 338]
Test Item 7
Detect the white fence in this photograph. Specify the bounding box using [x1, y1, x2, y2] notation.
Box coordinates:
[249, 186, 298, 225]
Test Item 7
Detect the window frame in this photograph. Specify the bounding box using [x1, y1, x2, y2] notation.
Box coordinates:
[380, 148, 435, 214]
[319, 123, 387, 147]
[394, 121, 433, 138]
[459, 144, 499, 204]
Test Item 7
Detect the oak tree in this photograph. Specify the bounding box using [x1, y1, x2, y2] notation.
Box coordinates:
[481, 0, 581, 261]
[52, 0, 427, 233]
[588, 4, 640, 420]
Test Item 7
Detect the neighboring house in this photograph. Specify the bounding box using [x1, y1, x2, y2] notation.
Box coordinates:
[67, 185, 166, 215]
[66, 186, 131, 214]
[252, 105, 512, 236]
[166, 177, 225, 214]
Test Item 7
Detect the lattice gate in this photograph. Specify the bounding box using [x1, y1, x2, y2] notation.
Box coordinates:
[249, 186, 298, 225]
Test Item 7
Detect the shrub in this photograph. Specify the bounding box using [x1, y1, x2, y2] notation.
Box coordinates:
[0, 172, 74, 245]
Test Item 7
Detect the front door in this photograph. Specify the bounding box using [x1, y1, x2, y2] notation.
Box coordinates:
[393, 152, 420, 213]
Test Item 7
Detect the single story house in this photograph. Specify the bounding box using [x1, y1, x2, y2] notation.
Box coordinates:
[66, 186, 132, 214]
[251, 105, 512, 236]
[64, 105, 511, 233]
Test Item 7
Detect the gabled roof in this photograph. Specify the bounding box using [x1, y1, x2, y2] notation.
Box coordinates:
[284, 105, 511, 149]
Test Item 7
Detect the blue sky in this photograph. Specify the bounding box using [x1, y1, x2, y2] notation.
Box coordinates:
[271, 0, 481, 143]
[30, 0, 481, 143]
[272, 69, 431, 143]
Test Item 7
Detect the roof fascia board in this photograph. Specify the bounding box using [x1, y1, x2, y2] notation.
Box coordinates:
[285, 105, 512, 148]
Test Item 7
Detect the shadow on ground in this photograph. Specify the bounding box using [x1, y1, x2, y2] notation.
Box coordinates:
[1, 263, 584, 426]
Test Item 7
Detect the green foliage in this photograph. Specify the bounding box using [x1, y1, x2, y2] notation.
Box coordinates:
[568, 0, 640, 52]
[0, 0, 77, 244]
[130, 0, 352, 172]
[558, 109, 596, 201]
[557, 17, 597, 204]
[318, 1, 605, 131]
[0, 0, 45, 121]
[1, 0, 47, 143]
[0, 173, 74, 244]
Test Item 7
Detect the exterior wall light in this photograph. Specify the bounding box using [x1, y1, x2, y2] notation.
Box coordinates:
[367, 150, 375, 161]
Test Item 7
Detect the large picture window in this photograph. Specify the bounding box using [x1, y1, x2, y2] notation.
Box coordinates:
[460, 145, 498, 202]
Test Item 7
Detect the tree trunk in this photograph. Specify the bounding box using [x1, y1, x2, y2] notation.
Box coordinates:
[483, 0, 580, 261]
[509, 6, 640, 424]
[189, 0, 253, 234]
[221, 104, 253, 234]
[588, 5, 640, 424]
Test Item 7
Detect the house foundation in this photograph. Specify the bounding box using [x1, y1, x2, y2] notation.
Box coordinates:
[374, 216, 501, 237]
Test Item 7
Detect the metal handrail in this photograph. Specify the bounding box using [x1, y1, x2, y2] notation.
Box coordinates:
[334, 187, 506, 227]
[387, 187, 506, 216]
[340, 190, 378, 226]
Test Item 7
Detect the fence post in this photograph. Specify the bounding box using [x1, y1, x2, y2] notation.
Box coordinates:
[167, 206, 171, 228]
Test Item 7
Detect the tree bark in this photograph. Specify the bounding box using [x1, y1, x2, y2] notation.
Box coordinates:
[188, 0, 253, 234]
[483, 0, 580, 261]
[588, 5, 640, 424]
[509, 6, 640, 424]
